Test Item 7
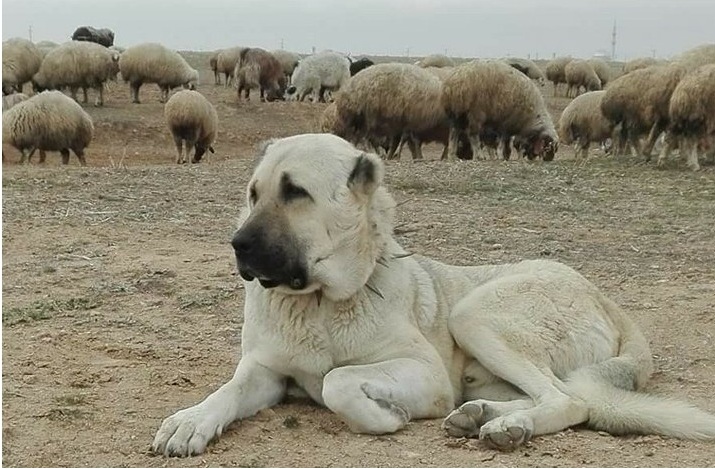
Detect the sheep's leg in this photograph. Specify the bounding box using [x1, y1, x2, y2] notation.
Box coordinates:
[406, 135, 423, 160]
[385, 135, 401, 160]
[501, 136, 512, 160]
[259, 88, 265, 102]
[395, 134, 408, 160]
[69, 87, 79, 102]
[60, 149, 71, 165]
[174, 136, 184, 164]
[447, 127, 460, 160]
[39, 150, 47, 163]
[468, 134, 483, 160]
[95, 85, 104, 107]
[130, 82, 141, 104]
[685, 139, 701, 171]
[160, 87, 169, 103]
[641, 122, 665, 161]
[19, 149, 30, 164]
[656, 132, 678, 167]
[74, 149, 87, 166]
[82, 87, 89, 104]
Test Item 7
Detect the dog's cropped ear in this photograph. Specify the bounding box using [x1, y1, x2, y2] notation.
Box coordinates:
[253, 138, 277, 169]
[348, 152, 383, 197]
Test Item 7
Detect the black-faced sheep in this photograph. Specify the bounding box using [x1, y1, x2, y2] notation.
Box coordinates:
[415, 54, 455, 68]
[564, 59, 602, 98]
[2, 38, 44, 95]
[234, 48, 286, 102]
[118, 43, 199, 103]
[270, 50, 301, 85]
[502, 57, 546, 85]
[601, 64, 686, 159]
[71, 26, 115, 48]
[348, 57, 375, 76]
[442, 60, 558, 161]
[659, 64, 715, 171]
[558, 90, 613, 159]
[32, 41, 120, 107]
[2, 90, 93, 165]
[164, 90, 218, 164]
[287, 51, 350, 102]
[216, 47, 246, 88]
[545, 57, 573, 96]
[335, 63, 448, 160]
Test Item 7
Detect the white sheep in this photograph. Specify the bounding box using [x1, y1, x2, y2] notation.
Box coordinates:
[557, 90, 613, 159]
[623, 57, 658, 75]
[215, 47, 246, 88]
[415, 54, 455, 68]
[2, 90, 93, 165]
[270, 49, 301, 85]
[502, 57, 546, 85]
[675, 43, 715, 71]
[2, 93, 28, 112]
[209, 50, 221, 85]
[442, 60, 558, 161]
[36, 40, 59, 57]
[335, 63, 448, 160]
[32, 41, 120, 107]
[564, 59, 602, 98]
[2, 38, 43, 94]
[164, 90, 218, 164]
[286, 51, 350, 102]
[119, 43, 199, 103]
[588, 58, 613, 87]
[659, 64, 715, 171]
[545, 56, 573, 96]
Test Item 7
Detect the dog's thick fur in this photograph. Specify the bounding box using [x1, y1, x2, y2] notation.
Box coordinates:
[152, 133, 715, 457]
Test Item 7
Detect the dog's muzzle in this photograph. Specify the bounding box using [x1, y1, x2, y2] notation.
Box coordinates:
[231, 226, 308, 291]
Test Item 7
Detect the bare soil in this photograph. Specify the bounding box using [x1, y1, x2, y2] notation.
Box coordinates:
[2, 53, 714, 467]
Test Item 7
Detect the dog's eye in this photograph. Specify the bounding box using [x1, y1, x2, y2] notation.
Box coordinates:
[281, 176, 312, 203]
[249, 185, 258, 205]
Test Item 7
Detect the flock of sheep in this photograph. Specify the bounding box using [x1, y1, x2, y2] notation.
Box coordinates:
[2, 36, 715, 170]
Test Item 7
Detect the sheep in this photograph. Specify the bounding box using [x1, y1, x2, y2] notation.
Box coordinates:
[36, 40, 59, 57]
[675, 43, 715, 71]
[601, 63, 686, 159]
[659, 64, 715, 171]
[234, 48, 286, 102]
[118, 42, 199, 103]
[209, 51, 221, 85]
[286, 51, 350, 102]
[71, 26, 115, 48]
[564, 59, 602, 98]
[2, 90, 93, 165]
[348, 57, 374, 76]
[335, 63, 449, 160]
[423, 66, 455, 82]
[415, 54, 455, 68]
[623, 57, 658, 74]
[557, 90, 614, 159]
[2, 93, 28, 112]
[215, 47, 246, 88]
[32, 41, 120, 107]
[2, 38, 43, 95]
[442, 60, 558, 161]
[270, 49, 301, 85]
[588, 58, 612, 86]
[502, 57, 546, 85]
[545, 56, 573, 96]
[164, 90, 218, 164]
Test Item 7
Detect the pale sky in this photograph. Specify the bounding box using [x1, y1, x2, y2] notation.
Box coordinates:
[2, 0, 713, 60]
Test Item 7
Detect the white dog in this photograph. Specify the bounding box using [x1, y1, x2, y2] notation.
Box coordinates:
[152, 133, 715, 456]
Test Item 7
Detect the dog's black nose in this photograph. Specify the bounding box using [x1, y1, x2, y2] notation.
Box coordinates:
[232, 230, 254, 255]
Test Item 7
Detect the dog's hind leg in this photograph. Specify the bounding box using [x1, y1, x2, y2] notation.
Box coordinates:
[322, 356, 454, 434]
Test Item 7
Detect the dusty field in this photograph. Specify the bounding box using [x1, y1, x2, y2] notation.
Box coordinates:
[2, 53, 715, 467]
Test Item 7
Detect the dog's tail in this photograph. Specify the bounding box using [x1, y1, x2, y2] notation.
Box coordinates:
[566, 295, 715, 440]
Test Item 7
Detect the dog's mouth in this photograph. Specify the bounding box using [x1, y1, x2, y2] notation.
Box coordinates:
[238, 267, 306, 290]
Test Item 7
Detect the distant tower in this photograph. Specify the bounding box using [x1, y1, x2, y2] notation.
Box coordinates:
[611, 20, 617, 60]
[28, 25, 33, 41]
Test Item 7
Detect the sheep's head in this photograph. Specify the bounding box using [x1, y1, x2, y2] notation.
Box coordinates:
[516, 132, 558, 161]
[193, 143, 215, 163]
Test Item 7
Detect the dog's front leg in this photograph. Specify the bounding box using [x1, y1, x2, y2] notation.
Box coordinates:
[322, 357, 453, 434]
[151, 356, 285, 457]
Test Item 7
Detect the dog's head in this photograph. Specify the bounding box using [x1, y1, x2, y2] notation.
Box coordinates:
[232, 134, 396, 301]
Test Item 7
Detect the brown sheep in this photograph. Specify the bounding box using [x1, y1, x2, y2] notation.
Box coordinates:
[564, 60, 602, 98]
[558, 91, 613, 159]
[545, 57, 573, 96]
[234, 48, 286, 102]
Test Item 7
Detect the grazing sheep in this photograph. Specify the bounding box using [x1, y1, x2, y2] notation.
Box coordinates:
[564, 59, 602, 98]
[32, 41, 120, 107]
[335, 63, 448, 160]
[348, 57, 374, 76]
[601, 64, 686, 159]
[675, 43, 715, 71]
[234, 48, 286, 102]
[442, 60, 558, 161]
[588, 58, 613, 86]
[2, 93, 28, 112]
[119, 42, 199, 103]
[287, 51, 350, 102]
[623, 57, 658, 75]
[545, 56, 573, 96]
[209, 51, 221, 85]
[2, 90, 93, 165]
[659, 64, 715, 171]
[216, 47, 246, 88]
[557, 90, 614, 159]
[502, 57, 546, 85]
[2, 38, 43, 95]
[270, 49, 301, 85]
[164, 90, 218, 164]
[415, 54, 455, 68]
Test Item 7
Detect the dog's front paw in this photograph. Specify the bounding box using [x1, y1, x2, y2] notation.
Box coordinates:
[442, 401, 486, 438]
[479, 414, 533, 451]
[151, 405, 224, 457]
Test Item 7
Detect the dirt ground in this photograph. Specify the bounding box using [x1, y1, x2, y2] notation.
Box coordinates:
[2, 53, 715, 467]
